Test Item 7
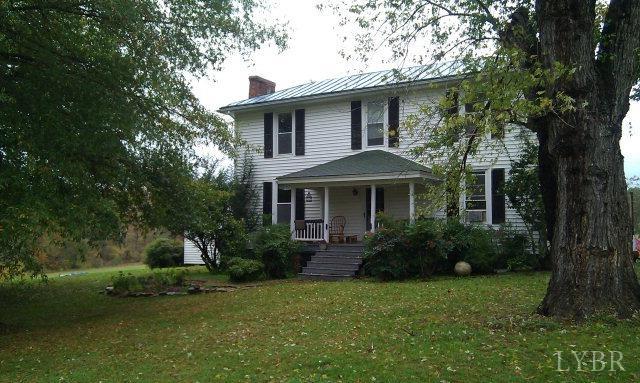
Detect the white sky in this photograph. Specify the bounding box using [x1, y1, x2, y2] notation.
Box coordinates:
[192, 0, 640, 178]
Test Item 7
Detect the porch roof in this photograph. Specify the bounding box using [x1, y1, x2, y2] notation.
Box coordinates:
[277, 150, 437, 184]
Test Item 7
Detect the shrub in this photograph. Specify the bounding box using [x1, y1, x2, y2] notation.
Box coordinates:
[460, 226, 498, 274]
[110, 269, 188, 294]
[227, 257, 265, 282]
[364, 215, 447, 280]
[144, 238, 183, 269]
[496, 225, 537, 270]
[254, 224, 301, 279]
[111, 272, 143, 294]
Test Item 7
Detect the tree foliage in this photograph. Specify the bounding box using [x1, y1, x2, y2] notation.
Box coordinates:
[503, 135, 547, 259]
[0, 0, 285, 278]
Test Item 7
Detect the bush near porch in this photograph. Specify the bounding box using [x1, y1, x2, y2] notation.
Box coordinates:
[363, 215, 538, 280]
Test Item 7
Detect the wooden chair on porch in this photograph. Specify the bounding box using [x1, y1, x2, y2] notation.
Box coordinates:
[329, 216, 346, 244]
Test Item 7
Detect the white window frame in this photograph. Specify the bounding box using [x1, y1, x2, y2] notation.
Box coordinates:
[363, 99, 387, 148]
[275, 111, 294, 156]
[465, 169, 490, 224]
[276, 185, 292, 225]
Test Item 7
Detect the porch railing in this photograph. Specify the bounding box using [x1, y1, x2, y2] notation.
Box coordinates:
[294, 219, 324, 241]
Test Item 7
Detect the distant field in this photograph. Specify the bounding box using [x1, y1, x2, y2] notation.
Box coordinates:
[1, 265, 639, 382]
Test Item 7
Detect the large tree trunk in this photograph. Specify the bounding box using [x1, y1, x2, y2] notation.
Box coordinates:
[535, 0, 640, 319]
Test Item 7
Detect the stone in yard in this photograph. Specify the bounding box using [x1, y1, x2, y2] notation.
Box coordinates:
[187, 285, 202, 294]
[105, 286, 115, 295]
[454, 261, 472, 276]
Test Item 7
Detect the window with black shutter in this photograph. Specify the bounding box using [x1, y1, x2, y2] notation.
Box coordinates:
[295, 109, 305, 155]
[295, 189, 305, 220]
[351, 101, 362, 150]
[262, 182, 272, 216]
[491, 168, 506, 224]
[388, 97, 399, 147]
[263, 113, 273, 158]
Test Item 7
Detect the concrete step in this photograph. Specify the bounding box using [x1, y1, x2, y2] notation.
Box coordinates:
[322, 247, 364, 253]
[315, 251, 363, 258]
[298, 273, 354, 281]
[304, 262, 360, 272]
[309, 257, 362, 265]
[302, 267, 359, 276]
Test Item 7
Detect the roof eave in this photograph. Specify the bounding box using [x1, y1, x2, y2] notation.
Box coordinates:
[277, 170, 440, 186]
[218, 74, 464, 114]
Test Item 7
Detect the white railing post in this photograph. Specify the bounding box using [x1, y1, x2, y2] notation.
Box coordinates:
[290, 187, 296, 239]
[271, 180, 278, 225]
[409, 182, 415, 224]
[324, 187, 330, 242]
[370, 184, 376, 233]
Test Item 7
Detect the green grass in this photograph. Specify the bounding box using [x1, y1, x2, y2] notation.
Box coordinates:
[1, 266, 640, 382]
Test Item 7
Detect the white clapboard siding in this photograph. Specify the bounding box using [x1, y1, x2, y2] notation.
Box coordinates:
[235, 85, 535, 233]
[183, 239, 205, 265]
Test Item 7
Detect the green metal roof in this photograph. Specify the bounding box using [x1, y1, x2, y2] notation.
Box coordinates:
[220, 62, 464, 112]
[278, 150, 432, 180]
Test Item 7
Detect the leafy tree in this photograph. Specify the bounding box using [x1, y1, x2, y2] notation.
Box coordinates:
[167, 171, 247, 273]
[503, 136, 547, 262]
[0, 0, 285, 278]
[332, 0, 640, 318]
[223, 156, 261, 233]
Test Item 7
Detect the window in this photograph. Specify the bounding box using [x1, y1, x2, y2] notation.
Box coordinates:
[276, 187, 291, 224]
[464, 102, 477, 137]
[277, 113, 292, 154]
[466, 171, 487, 223]
[444, 89, 459, 118]
[367, 101, 384, 146]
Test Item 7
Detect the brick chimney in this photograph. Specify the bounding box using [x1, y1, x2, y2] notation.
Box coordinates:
[248, 76, 276, 98]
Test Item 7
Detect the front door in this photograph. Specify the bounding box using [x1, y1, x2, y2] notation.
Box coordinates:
[365, 187, 384, 231]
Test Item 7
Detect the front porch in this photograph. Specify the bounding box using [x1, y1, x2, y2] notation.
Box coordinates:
[273, 150, 439, 243]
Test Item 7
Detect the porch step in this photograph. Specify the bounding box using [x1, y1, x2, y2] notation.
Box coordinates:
[297, 273, 354, 281]
[308, 256, 362, 265]
[298, 245, 365, 280]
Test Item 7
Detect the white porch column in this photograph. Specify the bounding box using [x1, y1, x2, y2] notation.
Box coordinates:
[323, 187, 330, 242]
[370, 184, 376, 232]
[409, 182, 416, 224]
[290, 187, 296, 238]
[271, 180, 278, 225]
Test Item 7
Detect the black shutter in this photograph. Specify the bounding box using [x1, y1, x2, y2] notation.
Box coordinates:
[491, 169, 505, 224]
[388, 97, 399, 147]
[295, 189, 305, 220]
[262, 182, 272, 215]
[295, 109, 305, 155]
[350, 101, 362, 150]
[263, 113, 273, 158]
[445, 89, 459, 117]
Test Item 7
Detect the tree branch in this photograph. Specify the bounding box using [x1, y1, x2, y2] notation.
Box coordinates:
[597, 0, 640, 121]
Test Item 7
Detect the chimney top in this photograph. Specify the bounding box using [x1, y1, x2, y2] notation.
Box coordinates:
[249, 76, 276, 98]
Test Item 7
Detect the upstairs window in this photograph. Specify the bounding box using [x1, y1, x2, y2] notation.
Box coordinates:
[466, 171, 487, 223]
[278, 113, 292, 154]
[464, 102, 477, 137]
[367, 101, 384, 146]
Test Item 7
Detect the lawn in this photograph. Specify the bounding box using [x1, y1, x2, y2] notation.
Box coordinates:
[1, 266, 639, 382]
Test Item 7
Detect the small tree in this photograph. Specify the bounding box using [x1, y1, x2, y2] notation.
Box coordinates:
[168, 172, 246, 273]
[504, 137, 548, 265]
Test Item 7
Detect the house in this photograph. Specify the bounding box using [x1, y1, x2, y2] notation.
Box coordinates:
[184, 64, 531, 274]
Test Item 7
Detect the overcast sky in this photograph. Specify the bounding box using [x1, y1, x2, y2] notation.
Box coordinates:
[192, 0, 640, 178]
